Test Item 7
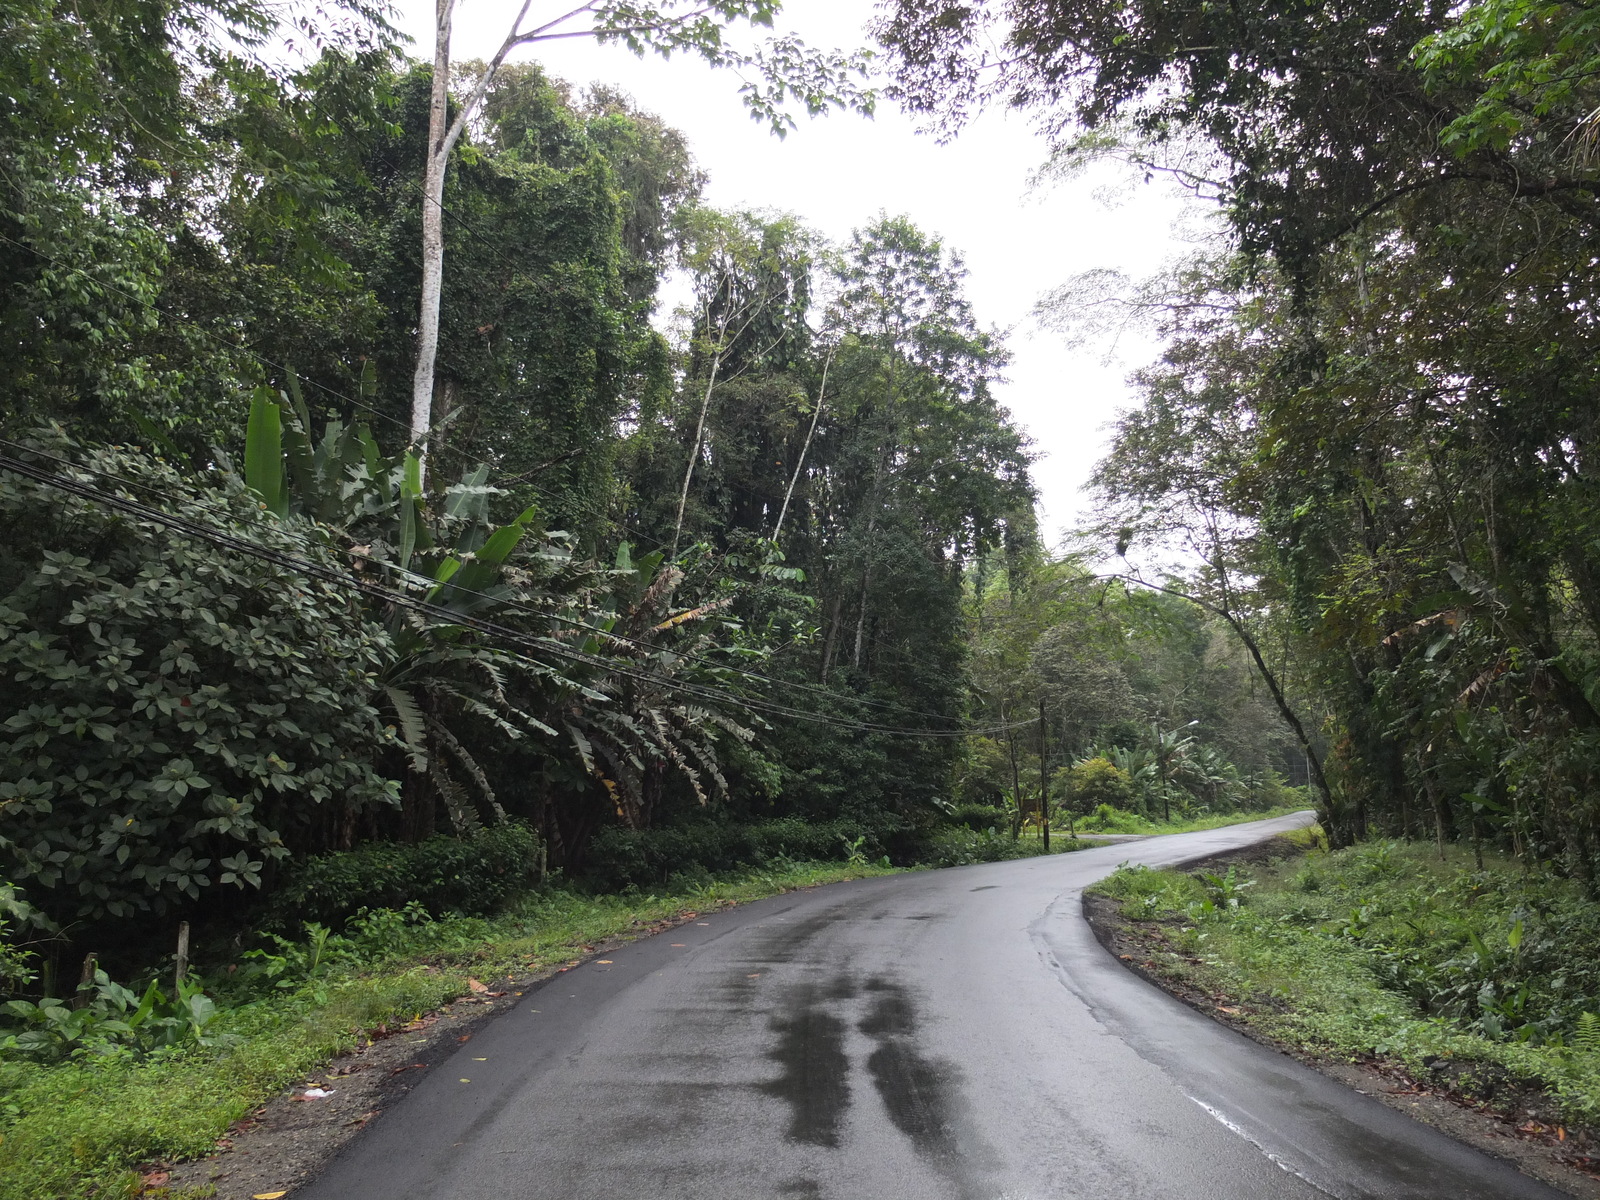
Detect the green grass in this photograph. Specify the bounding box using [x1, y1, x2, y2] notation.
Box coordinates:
[1071, 802, 1309, 837]
[1090, 839, 1600, 1131]
[0, 859, 897, 1200]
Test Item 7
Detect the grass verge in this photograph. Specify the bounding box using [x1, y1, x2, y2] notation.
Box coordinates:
[0, 858, 897, 1200]
[1070, 803, 1309, 838]
[1087, 836, 1600, 1151]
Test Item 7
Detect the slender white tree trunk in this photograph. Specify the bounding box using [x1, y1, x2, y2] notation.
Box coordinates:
[671, 347, 722, 558]
[410, 0, 455, 463]
[773, 349, 831, 544]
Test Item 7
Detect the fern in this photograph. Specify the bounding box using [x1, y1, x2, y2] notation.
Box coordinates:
[1574, 1012, 1600, 1054]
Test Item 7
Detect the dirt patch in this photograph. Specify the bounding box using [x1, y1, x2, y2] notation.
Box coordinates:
[1083, 866, 1600, 1200]
[157, 906, 728, 1200]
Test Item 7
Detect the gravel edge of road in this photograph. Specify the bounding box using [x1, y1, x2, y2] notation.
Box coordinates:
[1081, 836, 1600, 1200]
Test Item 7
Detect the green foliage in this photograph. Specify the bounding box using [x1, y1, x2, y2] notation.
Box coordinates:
[1095, 843, 1600, 1127]
[881, 0, 1600, 863]
[1061, 757, 1134, 812]
[1080, 805, 1150, 834]
[945, 802, 1010, 832]
[265, 823, 542, 929]
[0, 858, 896, 1200]
[921, 826, 1057, 867]
[0, 885, 39, 993]
[0, 436, 399, 923]
[581, 817, 886, 892]
[1, 972, 233, 1062]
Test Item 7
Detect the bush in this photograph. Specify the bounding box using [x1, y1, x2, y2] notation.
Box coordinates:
[0, 436, 400, 924]
[264, 823, 542, 929]
[0, 885, 40, 994]
[922, 827, 1040, 868]
[1062, 757, 1135, 813]
[945, 803, 1009, 832]
[581, 818, 882, 892]
[1081, 804, 1153, 833]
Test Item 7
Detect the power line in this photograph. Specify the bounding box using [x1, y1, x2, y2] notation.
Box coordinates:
[0, 434, 972, 728]
[3, 122, 967, 728]
[0, 449, 1030, 740]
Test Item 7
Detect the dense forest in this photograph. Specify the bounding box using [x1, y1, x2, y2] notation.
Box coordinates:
[886, 0, 1600, 874]
[0, 0, 1300, 1005]
[10, 0, 1592, 986]
[6, 0, 1600, 1188]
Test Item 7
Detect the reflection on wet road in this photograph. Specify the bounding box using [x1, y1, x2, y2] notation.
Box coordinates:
[297, 814, 1569, 1200]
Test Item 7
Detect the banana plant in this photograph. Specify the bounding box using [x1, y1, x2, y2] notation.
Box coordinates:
[241, 385, 757, 843]
[241, 384, 561, 834]
[553, 543, 757, 831]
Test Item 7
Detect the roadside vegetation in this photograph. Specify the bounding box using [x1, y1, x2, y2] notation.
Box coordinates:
[13, 0, 1590, 1189]
[1093, 839, 1600, 1136]
[0, 858, 896, 1200]
[1073, 802, 1308, 837]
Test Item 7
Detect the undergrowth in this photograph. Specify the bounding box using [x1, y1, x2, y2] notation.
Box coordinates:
[1091, 840, 1600, 1130]
[0, 859, 895, 1200]
[1076, 803, 1308, 836]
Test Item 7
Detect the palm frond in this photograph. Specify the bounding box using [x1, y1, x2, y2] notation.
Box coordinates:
[382, 686, 430, 774]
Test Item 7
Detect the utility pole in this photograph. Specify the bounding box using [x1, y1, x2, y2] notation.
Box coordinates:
[1004, 698, 1022, 840]
[1039, 697, 1050, 853]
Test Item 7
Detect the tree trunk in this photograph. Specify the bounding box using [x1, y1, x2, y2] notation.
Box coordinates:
[852, 566, 872, 669]
[672, 348, 722, 558]
[1005, 701, 1023, 840]
[410, 0, 455, 463]
[819, 591, 843, 681]
[773, 350, 832, 543]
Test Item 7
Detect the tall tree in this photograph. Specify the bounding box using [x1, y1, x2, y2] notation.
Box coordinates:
[407, 0, 873, 468]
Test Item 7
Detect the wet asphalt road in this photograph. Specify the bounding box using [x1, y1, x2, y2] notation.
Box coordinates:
[299, 813, 1566, 1200]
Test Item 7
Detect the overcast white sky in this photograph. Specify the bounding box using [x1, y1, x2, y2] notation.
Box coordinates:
[390, 0, 1203, 545]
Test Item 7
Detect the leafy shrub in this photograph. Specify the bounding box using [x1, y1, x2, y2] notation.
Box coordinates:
[0, 885, 41, 993]
[1062, 757, 1135, 813]
[0, 436, 400, 923]
[1081, 804, 1152, 833]
[922, 827, 1041, 868]
[265, 822, 542, 929]
[581, 818, 883, 892]
[944, 803, 1009, 832]
[0, 971, 232, 1062]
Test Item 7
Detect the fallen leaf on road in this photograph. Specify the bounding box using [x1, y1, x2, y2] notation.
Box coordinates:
[670, 943, 686, 947]
[468, 978, 489, 994]
[253, 1192, 288, 1199]
[597, 959, 613, 964]
[459, 1078, 471, 1083]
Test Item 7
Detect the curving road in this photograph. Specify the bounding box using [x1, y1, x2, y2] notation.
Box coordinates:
[299, 814, 1565, 1199]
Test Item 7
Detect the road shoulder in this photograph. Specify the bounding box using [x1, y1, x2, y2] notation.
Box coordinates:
[1082, 838, 1600, 1200]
